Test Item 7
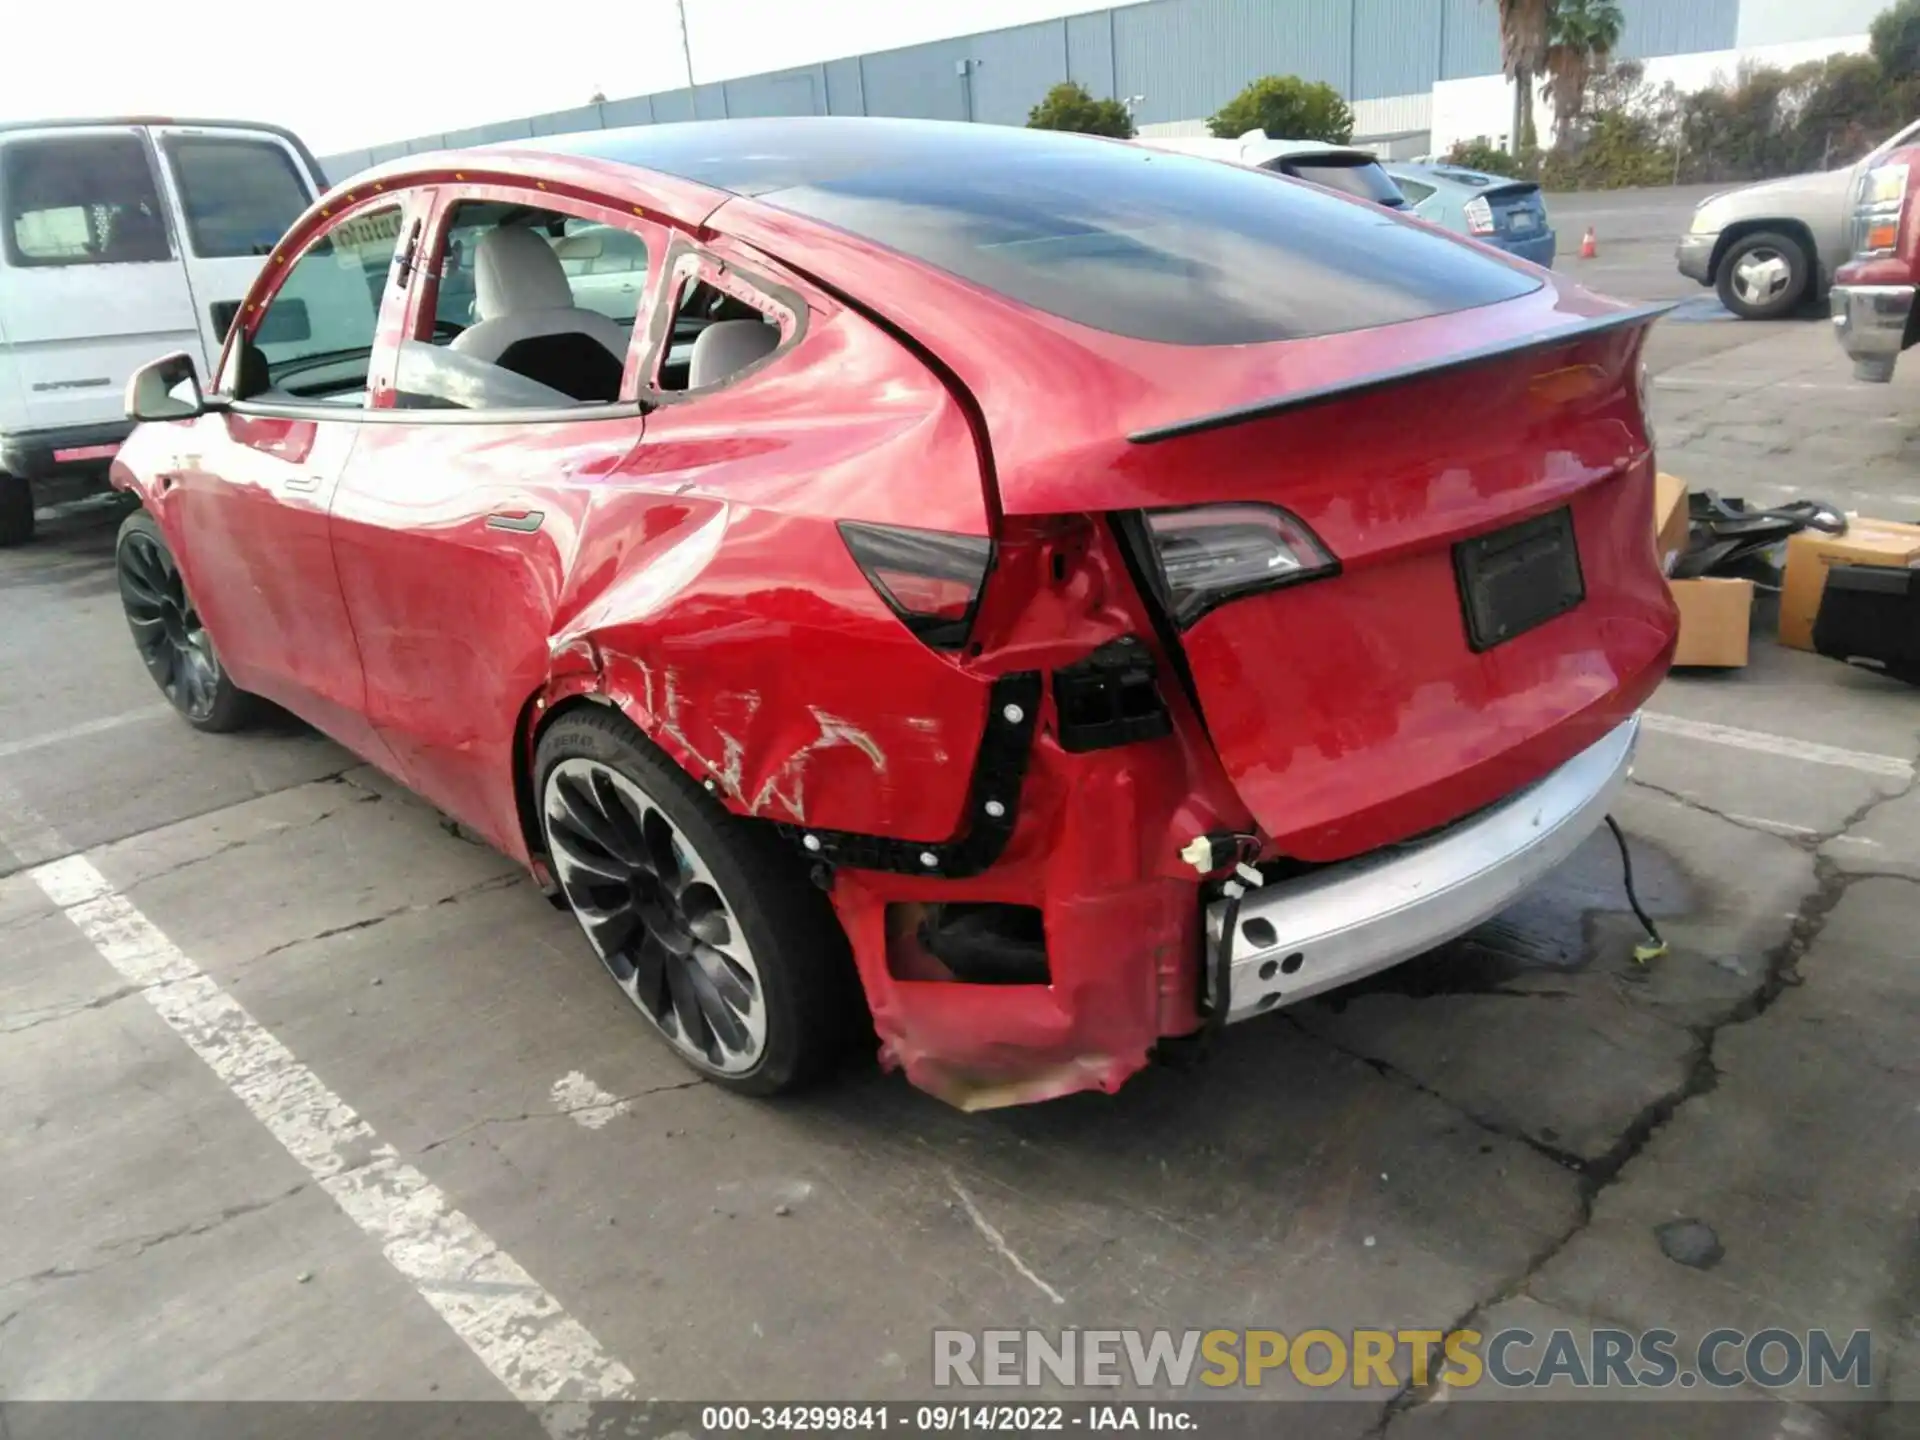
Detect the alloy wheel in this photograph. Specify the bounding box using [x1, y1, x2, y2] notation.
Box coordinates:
[543, 758, 768, 1075]
[118, 530, 223, 723]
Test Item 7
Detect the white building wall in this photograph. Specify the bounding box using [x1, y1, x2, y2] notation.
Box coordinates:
[1736, 0, 1884, 47]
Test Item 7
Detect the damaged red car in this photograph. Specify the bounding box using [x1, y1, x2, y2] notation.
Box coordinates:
[112, 118, 1677, 1109]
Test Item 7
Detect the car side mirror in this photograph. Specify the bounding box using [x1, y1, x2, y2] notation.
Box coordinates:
[127, 352, 207, 423]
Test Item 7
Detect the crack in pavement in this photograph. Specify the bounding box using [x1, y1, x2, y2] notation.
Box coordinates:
[1362, 753, 1920, 1434]
[410, 1077, 708, 1159]
[238, 872, 527, 967]
[1627, 776, 1815, 842]
[2, 1182, 308, 1292]
[113, 794, 384, 892]
[0, 766, 364, 882]
[1, 983, 145, 1037]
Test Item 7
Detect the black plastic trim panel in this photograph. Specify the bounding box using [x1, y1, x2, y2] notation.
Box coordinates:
[777, 672, 1042, 878]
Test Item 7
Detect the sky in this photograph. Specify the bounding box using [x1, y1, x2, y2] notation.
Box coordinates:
[4, 0, 1117, 154]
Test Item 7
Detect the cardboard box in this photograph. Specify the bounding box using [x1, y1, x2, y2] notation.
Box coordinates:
[1670, 577, 1754, 667]
[1653, 472, 1690, 577]
[1779, 519, 1920, 650]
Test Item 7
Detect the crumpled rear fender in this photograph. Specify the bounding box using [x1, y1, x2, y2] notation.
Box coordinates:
[534, 498, 993, 842]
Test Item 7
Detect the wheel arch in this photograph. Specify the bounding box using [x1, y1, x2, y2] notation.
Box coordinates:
[512, 681, 699, 897]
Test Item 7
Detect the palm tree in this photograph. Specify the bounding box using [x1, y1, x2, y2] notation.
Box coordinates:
[1544, 0, 1626, 136]
[1490, 0, 1553, 153]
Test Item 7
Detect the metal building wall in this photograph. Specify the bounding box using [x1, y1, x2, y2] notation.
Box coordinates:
[1616, 0, 1739, 58]
[856, 37, 973, 123]
[1114, 0, 1354, 128]
[969, 20, 1074, 125]
[315, 0, 1773, 182]
[824, 57, 866, 116]
[1354, 0, 1442, 100]
[1438, 0, 1502, 80]
[1065, 11, 1117, 100]
[722, 68, 823, 119]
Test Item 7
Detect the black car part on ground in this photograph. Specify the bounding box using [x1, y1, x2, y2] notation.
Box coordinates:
[1671, 491, 1847, 582]
[1813, 562, 1920, 686]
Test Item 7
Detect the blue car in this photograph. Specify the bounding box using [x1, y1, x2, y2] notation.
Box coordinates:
[1384, 162, 1557, 267]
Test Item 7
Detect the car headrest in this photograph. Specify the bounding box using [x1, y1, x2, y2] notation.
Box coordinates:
[688, 319, 780, 389]
[473, 227, 573, 319]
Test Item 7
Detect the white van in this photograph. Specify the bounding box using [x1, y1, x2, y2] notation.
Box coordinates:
[0, 118, 330, 543]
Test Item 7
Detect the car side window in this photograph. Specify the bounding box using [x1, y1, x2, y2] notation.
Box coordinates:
[398, 200, 649, 412]
[161, 136, 313, 259]
[1, 134, 170, 267]
[650, 257, 795, 395]
[229, 204, 404, 407]
[1395, 178, 1437, 206]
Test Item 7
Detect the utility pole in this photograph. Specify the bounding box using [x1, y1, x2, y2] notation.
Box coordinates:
[677, 0, 698, 119]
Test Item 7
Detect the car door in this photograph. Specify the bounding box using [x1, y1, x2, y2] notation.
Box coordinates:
[162, 192, 421, 760]
[148, 124, 327, 370]
[328, 185, 665, 854]
[0, 125, 200, 432]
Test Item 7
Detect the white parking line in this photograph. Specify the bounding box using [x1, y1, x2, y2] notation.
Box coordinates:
[11, 817, 636, 1411]
[0, 706, 168, 762]
[1643, 712, 1914, 779]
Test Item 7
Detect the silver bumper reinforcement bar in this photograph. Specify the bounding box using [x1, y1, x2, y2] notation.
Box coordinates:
[1207, 714, 1641, 1023]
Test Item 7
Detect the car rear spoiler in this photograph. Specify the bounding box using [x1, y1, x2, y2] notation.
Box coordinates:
[1127, 300, 1674, 445]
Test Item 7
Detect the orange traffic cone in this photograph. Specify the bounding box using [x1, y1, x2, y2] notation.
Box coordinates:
[1579, 226, 1598, 259]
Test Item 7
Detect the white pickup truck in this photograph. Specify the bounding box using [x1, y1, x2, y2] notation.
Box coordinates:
[0, 117, 331, 543]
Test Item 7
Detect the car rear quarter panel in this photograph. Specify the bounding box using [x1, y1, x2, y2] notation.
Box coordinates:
[538, 272, 1003, 848]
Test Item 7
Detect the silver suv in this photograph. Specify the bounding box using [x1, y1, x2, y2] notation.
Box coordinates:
[1677, 119, 1920, 320]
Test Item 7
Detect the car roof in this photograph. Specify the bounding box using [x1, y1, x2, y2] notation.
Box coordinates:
[1385, 161, 1520, 190]
[0, 115, 306, 143]
[519, 117, 1156, 199]
[0, 116, 329, 182]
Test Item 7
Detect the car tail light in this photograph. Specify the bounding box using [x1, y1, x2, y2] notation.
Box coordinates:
[1143, 504, 1337, 627]
[839, 521, 992, 650]
[1464, 197, 1496, 235]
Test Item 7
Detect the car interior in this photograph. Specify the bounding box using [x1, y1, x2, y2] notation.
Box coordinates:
[234, 199, 789, 412]
[658, 277, 782, 391]
[416, 204, 785, 407]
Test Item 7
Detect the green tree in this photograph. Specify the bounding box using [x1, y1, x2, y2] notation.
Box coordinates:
[1489, 0, 1553, 151]
[1872, 0, 1920, 82]
[1207, 75, 1353, 142]
[1445, 135, 1536, 177]
[1027, 82, 1136, 138]
[1544, 0, 1625, 133]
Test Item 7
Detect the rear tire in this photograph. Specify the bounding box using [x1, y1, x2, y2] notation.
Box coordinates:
[535, 706, 862, 1095]
[0, 475, 33, 547]
[115, 509, 261, 732]
[1716, 231, 1809, 320]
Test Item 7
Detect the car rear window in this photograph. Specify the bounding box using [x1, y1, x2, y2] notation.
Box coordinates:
[765, 141, 1538, 346]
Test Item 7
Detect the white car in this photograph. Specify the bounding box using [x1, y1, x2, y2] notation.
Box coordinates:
[1132, 129, 1409, 208]
[0, 117, 330, 543]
